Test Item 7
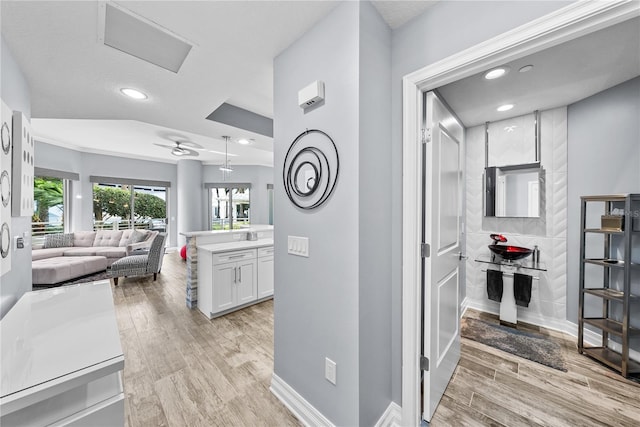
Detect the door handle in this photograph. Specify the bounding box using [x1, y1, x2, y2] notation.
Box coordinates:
[457, 252, 468, 260]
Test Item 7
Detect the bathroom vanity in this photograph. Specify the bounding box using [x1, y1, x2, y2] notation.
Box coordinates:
[476, 255, 546, 326]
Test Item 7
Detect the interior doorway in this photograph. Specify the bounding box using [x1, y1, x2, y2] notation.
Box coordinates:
[400, 3, 638, 425]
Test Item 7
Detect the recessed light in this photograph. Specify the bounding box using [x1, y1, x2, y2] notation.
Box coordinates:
[484, 67, 509, 80]
[120, 88, 147, 100]
[519, 65, 534, 73]
[497, 104, 514, 112]
[237, 138, 251, 145]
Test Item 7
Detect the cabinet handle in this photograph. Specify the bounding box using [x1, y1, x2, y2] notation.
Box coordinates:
[239, 266, 242, 282]
[229, 254, 246, 259]
[234, 267, 237, 283]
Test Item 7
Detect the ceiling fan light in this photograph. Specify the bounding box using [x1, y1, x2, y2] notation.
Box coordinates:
[172, 147, 186, 156]
[219, 166, 233, 172]
[238, 138, 251, 145]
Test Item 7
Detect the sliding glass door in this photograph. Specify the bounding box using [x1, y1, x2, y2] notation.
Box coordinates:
[208, 184, 251, 230]
[92, 182, 167, 232]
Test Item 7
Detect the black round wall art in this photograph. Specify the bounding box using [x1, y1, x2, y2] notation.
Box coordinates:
[283, 129, 339, 210]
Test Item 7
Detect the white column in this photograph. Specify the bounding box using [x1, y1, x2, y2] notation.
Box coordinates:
[177, 159, 203, 246]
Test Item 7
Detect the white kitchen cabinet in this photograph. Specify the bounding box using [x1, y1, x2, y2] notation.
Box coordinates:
[198, 245, 267, 319]
[258, 246, 274, 299]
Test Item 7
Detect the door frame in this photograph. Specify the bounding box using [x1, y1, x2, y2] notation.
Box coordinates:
[401, 2, 639, 424]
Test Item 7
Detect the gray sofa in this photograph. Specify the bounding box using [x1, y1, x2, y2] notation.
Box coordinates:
[32, 229, 159, 285]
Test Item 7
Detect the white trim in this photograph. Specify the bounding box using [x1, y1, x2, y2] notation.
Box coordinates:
[401, 2, 640, 425]
[564, 321, 640, 364]
[270, 374, 334, 427]
[460, 297, 469, 317]
[465, 298, 569, 334]
[375, 402, 402, 427]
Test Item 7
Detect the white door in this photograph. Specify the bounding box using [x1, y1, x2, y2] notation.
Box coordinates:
[257, 255, 274, 298]
[422, 91, 463, 421]
[236, 260, 257, 304]
[213, 263, 235, 312]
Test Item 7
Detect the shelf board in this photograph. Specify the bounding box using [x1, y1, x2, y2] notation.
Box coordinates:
[584, 259, 628, 268]
[583, 318, 640, 336]
[581, 346, 640, 375]
[583, 288, 640, 302]
[584, 228, 624, 235]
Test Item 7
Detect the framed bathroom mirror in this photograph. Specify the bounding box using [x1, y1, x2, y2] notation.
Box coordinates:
[484, 163, 541, 218]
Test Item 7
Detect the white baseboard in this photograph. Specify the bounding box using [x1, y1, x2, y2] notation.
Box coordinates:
[465, 299, 568, 333]
[564, 320, 640, 364]
[270, 374, 334, 427]
[374, 401, 402, 427]
[466, 299, 640, 364]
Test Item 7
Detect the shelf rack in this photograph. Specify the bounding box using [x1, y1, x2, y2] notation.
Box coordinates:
[578, 194, 640, 377]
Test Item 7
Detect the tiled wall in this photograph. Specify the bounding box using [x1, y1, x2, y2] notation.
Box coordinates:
[465, 107, 568, 327]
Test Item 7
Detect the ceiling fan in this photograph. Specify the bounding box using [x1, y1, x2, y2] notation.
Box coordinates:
[153, 140, 201, 157]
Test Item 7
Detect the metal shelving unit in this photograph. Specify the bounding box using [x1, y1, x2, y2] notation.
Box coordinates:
[578, 194, 640, 377]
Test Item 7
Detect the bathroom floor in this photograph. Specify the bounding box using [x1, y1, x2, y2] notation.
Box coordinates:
[431, 309, 640, 426]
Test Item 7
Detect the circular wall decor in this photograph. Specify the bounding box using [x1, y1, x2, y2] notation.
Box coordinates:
[1, 122, 10, 154]
[283, 129, 339, 210]
[1, 222, 10, 259]
[1, 170, 10, 207]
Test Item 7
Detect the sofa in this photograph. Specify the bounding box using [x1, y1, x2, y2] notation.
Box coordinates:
[32, 229, 159, 285]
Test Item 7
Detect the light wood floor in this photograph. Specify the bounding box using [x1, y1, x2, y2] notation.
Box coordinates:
[433, 310, 640, 427]
[111, 252, 640, 426]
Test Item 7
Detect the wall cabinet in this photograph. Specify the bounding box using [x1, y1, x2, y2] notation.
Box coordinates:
[198, 245, 273, 319]
[578, 194, 640, 377]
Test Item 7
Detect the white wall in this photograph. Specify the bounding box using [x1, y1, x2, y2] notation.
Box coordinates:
[464, 108, 568, 329]
[389, 0, 572, 403]
[567, 76, 640, 330]
[273, 1, 392, 425]
[0, 36, 32, 316]
[34, 142, 275, 248]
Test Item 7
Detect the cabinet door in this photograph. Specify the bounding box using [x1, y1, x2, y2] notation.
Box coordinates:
[236, 260, 257, 305]
[257, 255, 274, 298]
[213, 262, 236, 313]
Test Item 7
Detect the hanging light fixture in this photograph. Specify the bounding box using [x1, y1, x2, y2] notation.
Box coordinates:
[219, 136, 233, 176]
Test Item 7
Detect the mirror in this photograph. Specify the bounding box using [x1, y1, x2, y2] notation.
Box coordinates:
[485, 163, 541, 218]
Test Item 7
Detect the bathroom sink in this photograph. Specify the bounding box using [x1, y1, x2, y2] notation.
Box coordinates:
[488, 244, 533, 261]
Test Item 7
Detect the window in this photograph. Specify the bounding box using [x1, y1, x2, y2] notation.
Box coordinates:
[90, 176, 170, 233]
[207, 184, 251, 230]
[32, 168, 78, 244]
[33, 176, 66, 239]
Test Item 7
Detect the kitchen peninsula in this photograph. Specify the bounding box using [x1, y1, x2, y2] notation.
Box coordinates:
[181, 225, 274, 316]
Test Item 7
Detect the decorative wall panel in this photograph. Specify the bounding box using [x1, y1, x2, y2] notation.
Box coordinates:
[1, 100, 12, 276]
[12, 112, 34, 217]
[465, 107, 568, 324]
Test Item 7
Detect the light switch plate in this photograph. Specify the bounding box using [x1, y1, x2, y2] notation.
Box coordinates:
[288, 236, 309, 257]
[325, 357, 336, 385]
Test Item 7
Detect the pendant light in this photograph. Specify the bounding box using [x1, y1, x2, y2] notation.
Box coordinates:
[219, 136, 233, 178]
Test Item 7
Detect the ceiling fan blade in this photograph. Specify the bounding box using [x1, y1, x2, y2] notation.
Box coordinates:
[179, 141, 203, 149]
[153, 143, 175, 149]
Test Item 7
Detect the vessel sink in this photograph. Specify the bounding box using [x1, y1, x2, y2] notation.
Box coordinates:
[488, 244, 533, 261]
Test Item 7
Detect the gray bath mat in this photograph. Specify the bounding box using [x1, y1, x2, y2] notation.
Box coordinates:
[461, 317, 567, 372]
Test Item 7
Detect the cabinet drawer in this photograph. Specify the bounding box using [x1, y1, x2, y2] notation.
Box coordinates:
[258, 246, 274, 257]
[213, 249, 256, 264]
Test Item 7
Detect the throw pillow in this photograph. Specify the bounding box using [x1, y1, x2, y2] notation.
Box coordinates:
[127, 230, 148, 245]
[44, 233, 74, 248]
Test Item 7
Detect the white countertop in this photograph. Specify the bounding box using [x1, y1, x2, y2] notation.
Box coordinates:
[181, 225, 273, 238]
[198, 238, 273, 253]
[0, 281, 123, 400]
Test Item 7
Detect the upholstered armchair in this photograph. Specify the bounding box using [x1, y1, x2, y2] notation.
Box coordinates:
[107, 233, 167, 285]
